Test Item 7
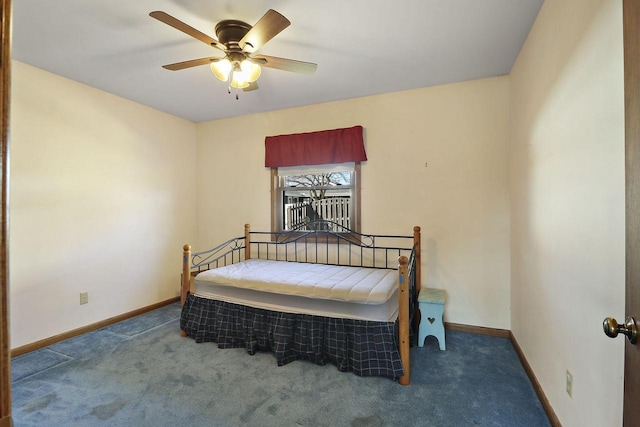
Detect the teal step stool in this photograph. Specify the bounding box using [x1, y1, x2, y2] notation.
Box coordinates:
[418, 288, 446, 350]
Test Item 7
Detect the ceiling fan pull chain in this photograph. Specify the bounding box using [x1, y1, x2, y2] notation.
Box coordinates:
[226, 85, 240, 100]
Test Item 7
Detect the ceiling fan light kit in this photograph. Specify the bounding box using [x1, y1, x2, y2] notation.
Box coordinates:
[210, 57, 261, 89]
[149, 9, 317, 96]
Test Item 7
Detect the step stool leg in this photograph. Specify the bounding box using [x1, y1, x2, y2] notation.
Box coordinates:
[418, 312, 427, 348]
[433, 303, 445, 350]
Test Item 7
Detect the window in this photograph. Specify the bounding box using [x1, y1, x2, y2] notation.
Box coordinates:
[265, 125, 366, 233]
[271, 162, 361, 232]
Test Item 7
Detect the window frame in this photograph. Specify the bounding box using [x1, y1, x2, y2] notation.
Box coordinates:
[271, 162, 362, 234]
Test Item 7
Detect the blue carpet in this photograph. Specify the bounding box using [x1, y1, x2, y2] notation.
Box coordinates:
[11, 349, 72, 383]
[11, 303, 550, 427]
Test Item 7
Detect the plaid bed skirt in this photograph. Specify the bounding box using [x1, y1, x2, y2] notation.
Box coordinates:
[180, 293, 404, 379]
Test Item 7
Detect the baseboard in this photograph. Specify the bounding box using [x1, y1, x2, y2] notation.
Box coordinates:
[445, 322, 510, 338]
[444, 322, 559, 427]
[509, 332, 562, 427]
[11, 297, 180, 358]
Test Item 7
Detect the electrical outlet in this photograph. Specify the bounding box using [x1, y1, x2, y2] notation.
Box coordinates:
[80, 292, 89, 305]
[566, 370, 573, 398]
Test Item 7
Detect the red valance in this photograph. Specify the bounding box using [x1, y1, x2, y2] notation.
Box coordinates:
[264, 125, 367, 167]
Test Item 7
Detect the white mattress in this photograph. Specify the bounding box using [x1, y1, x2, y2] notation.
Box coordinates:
[193, 259, 399, 322]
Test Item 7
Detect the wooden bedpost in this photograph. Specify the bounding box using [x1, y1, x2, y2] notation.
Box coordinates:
[181, 244, 191, 308]
[180, 244, 191, 337]
[413, 226, 421, 294]
[412, 226, 422, 334]
[244, 223, 251, 260]
[398, 255, 410, 386]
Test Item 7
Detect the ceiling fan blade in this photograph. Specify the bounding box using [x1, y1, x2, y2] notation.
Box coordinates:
[243, 82, 259, 92]
[162, 57, 221, 71]
[239, 9, 290, 52]
[252, 55, 317, 74]
[150, 11, 225, 51]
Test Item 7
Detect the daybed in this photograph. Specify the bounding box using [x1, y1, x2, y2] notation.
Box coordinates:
[179, 221, 421, 385]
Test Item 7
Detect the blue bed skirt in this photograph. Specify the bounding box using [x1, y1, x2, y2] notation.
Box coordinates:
[180, 293, 404, 379]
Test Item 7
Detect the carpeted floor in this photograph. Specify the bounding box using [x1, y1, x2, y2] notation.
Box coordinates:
[11, 303, 551, 427]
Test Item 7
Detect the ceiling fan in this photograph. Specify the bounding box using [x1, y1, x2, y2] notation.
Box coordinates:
[149, 9, 317, 95]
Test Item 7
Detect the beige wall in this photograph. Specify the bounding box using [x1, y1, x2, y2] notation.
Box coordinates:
[10, 61, 198, 348]
[196, 76, 511, 329]
[510, 1, 625, 425]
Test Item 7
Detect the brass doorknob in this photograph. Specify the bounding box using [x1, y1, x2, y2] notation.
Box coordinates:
[603, 317, 638, 344]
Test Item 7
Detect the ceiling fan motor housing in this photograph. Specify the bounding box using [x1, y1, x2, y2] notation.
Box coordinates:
[215, 20, 251, 49]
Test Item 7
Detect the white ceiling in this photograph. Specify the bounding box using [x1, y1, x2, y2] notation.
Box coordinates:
[12, 0, 544, 123]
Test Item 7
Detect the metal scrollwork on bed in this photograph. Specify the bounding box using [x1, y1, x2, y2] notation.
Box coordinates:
[180, 222, 421, 385]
